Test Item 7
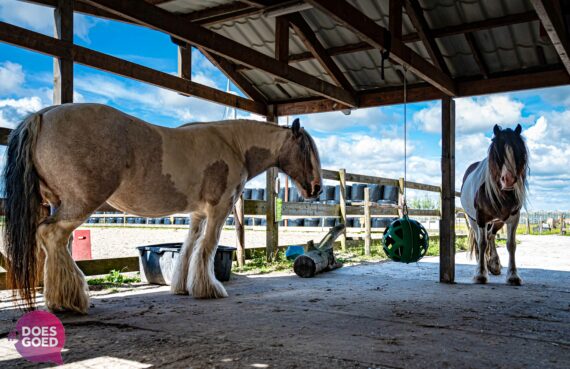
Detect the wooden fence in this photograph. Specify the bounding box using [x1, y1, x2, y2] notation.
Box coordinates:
[0, 168, 463, 290]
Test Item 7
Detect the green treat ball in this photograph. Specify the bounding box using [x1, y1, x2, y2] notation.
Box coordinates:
[382, 215, 429, 263]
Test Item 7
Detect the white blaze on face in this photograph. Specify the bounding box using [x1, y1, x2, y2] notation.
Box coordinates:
[500, 145, 517, 190]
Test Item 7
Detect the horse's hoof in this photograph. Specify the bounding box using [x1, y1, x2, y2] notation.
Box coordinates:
[171, 288, 189, 295]
[488, 260, 502, 276]
[191, 279, 228, 299]
[473, 274, 488, 284]
[507, 275, 523, 286]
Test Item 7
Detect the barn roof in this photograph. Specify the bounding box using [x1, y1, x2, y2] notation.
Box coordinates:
[7, 0, 570, 117]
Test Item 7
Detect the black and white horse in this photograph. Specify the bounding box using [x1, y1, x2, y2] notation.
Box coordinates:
[461, 124, 529, 285]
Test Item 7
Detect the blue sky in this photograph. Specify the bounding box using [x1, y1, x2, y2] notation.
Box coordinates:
[0, 0, 569, 210]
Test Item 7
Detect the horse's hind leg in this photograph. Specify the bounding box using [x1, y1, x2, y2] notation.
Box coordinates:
[506, 214, 522, 286]
[38, 206, 91, 314]
[171, 212, 206, 295]
[473, 225, 489, 284]
[187, 208, 229, 298]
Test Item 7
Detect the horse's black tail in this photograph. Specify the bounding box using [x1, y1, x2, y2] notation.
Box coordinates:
[3, 109, 46, 310]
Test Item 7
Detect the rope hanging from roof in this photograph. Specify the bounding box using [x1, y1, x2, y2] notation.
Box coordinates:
[380, 30, 392, 80]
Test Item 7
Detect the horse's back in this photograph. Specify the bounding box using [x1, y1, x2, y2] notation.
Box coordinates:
[460, 160, 486, 220]
[461, 161, 480, 191]
[33, 104, 164, 207]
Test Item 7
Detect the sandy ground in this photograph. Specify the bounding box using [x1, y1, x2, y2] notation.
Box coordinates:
[76, 226, 336, 259]
[0, 235, 568, 368]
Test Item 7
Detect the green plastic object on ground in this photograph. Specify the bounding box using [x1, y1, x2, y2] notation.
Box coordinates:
[382, 215, 429, 263]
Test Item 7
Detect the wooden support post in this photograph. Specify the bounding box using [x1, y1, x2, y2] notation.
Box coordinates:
[266, 107, 279, 262]
[177, 42, 192, 80]
[53, 0, 73, 104]
[440, 97, 455, 283]
[234, 195, 245, 267]
[364, 187, 371, 256]
[339, 168, 347, 251]
[560, 214, 565, 235]
[398, 177, 405, 218]
[526, 216, 531, 235]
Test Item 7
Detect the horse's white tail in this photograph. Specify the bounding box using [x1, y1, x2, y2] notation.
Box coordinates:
[3, 107, 55, 310]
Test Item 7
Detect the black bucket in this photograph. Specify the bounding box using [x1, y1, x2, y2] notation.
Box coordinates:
[137, 243, 236, 284]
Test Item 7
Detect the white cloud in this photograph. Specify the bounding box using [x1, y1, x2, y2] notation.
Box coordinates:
[0, 96, 44, 128]
[0, 61, 25, 93]
[299, 106, 392, 133]
[414, 95, 524, 134]
[0, 0, 100, 43]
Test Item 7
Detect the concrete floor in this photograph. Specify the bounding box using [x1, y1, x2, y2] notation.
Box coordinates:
[0, 235, 569, 368]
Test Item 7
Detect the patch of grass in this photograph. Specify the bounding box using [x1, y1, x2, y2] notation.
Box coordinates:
[233, 249, 294, 274]
[87, 269, 141, 289]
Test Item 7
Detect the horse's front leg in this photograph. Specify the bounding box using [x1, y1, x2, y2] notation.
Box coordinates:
[171, 212, 206, 295]
[506, 215, 522, 286]
[487, 229, 502, 276]
[473, 225, 489, 284]
[187, 207, 229, 298]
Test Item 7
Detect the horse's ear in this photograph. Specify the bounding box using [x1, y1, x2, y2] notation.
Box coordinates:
[493, 124, 501, 136]
[291, 118, 301, 137]
[515, 124, 522, 135]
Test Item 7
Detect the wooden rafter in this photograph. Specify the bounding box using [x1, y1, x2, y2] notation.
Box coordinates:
[0, 21, 266, 115]
[288, 13, 354, 93]
[465, 32, 489, 79]
[199, 48, 268, 104]
[404, 0, 450, 75]
[531, 0, 570, 75]
[389, 0, 403, 39]
[275, 16, 289, 62]
[84, 0, 356, 107]
[306, 0, 456, 96]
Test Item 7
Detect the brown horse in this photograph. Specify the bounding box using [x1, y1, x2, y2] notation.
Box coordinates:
[3, 103, 322, 314]
[460, 124, 529, 285]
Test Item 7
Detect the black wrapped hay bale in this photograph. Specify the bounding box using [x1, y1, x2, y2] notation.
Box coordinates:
[243, 188, 252, 200]
[304, 218, 320, 227]
[352, 184, 366, 201]
[383, 185, 399, 203]
[368, 184, 382, 202]
[323, 217, 336, 227]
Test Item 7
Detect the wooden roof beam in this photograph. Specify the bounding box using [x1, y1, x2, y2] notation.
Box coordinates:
[274, 66, 570, 116]
[288, 13, 355, 93]
[275, 16, 289, 62]
[531, 0, 570, 76]
[389, 0, 403, 39]
[404, 0, 450, 75]
[199, 48, 268, 104]
[0, 21, 267, 116]
[84, 0, 356, 107]
[306, 0, 456, 96]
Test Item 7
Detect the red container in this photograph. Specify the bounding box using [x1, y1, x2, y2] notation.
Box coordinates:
[72, 230, 92, 261]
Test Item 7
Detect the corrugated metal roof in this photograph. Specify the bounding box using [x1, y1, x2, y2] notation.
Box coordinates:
[156, 0, 560, 102]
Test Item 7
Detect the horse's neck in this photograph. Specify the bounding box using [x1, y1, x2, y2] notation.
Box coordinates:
[229, 122, 288, 178]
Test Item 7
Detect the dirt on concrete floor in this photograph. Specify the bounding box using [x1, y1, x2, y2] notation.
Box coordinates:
[0, 235, 568, 368]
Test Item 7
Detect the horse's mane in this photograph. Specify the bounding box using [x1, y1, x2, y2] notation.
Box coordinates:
[484, 132, 529, 213]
